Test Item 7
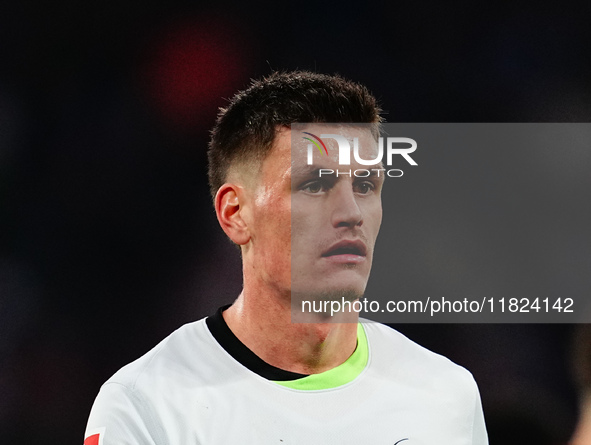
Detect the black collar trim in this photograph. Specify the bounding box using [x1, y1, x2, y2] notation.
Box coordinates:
[206, 305, 309, 381]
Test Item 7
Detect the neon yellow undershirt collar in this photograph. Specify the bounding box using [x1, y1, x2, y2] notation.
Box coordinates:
[273, 323, 368, 390]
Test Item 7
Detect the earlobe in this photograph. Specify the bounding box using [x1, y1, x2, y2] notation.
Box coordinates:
[215, 184, 250, 245]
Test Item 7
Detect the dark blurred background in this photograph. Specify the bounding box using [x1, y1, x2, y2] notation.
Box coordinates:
[1, 1, 590, 443]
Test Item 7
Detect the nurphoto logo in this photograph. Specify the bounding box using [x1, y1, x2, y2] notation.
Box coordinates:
[302, 132, 418, 178]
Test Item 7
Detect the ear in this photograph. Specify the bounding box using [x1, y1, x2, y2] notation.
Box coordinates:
[215, 183, 251, 245]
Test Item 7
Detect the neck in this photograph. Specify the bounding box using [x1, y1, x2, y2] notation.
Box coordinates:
[222, 287, 359, 375]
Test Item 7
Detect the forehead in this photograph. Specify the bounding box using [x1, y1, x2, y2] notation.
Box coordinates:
[293, 123, 380, 174]
[257, 124, 380, 185]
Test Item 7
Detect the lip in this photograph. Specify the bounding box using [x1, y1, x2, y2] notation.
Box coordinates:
[321, 239, 368, 263]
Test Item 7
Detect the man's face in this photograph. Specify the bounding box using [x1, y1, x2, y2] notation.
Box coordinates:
[243, 124, 384, 307]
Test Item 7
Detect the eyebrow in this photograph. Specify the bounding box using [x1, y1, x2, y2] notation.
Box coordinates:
[291, 165, 387, 179]
[359, 168, 386, 178]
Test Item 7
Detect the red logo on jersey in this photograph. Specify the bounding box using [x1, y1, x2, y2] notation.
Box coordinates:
[84, 433, 100, 445]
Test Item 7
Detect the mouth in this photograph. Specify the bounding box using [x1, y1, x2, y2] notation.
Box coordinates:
[322, 240, 367, 263]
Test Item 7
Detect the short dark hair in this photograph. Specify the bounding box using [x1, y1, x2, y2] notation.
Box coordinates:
[207, 71, 382, 199]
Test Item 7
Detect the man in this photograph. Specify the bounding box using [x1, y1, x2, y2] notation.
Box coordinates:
[84, 71, 488, 444]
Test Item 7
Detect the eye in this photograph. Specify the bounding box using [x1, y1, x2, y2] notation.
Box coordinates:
[301, 180, 324, 194]
[354, 181, 375, 195]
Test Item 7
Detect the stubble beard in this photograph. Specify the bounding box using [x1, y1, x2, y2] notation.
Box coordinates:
[290, 287, 365, 323]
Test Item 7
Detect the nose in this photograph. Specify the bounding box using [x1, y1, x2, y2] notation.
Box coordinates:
[330, 182, 363, 228]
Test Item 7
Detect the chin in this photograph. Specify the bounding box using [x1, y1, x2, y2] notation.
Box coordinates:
[290, 287, 365, 323]
[291, 286, 365, 304]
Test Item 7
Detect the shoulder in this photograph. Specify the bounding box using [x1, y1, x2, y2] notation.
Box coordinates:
[361, 321, 478, 395]
[361, 322, 488, 444]
[85, 317, 224, 442]
[104, 317, 219, 390]
[89, 317, 224, 418]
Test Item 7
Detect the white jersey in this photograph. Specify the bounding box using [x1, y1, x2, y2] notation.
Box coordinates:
[84, 316, 488, 444]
